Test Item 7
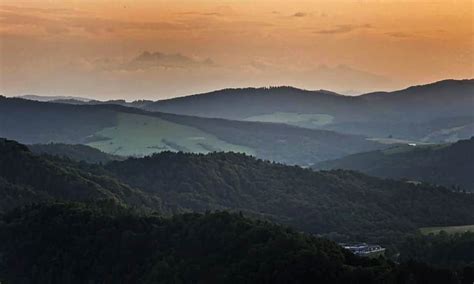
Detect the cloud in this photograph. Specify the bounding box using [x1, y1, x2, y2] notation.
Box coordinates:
[385, 32, 411, 38]
[124, 51, 214, 70]
[0, 10, 70, 35]
[0, 5, 82, 15]
[0, 8, 188, 36]
[315, 24, 372, 35]
[292, 12, 307, 18]
[178, 11, 223, 17]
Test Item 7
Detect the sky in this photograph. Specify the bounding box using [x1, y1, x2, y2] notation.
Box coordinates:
[0, 0, 472, 100]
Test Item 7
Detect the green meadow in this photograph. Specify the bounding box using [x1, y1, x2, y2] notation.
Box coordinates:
[88, 112, 255, 157]
[244, 112, 334, 128]
[420, 225, 474, 235]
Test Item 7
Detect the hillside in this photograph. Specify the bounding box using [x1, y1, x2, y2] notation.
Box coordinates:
[144, 80, 474, 142]
[104, 151, 474, 244]
[3, 202, 468, 283]
[361, 79, 474, 119]
[313, 138, 474, 192]
[2, 138, 474, 246]
[0, 97, 381, 165]
[145, 86, 367, 122]
[29, 143, 123, 164]
[0, 138, 159, 212]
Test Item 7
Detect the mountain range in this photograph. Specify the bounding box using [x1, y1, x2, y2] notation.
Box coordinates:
[143, 79, 474, 142]
[18, 79, 473, 143]
[0, 96, 382, 165]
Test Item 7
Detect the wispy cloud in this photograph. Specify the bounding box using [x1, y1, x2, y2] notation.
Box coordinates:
[292, 12, 307, 18]
[124, 51, 214, 70]
[178, 11, 223, 17]
[385, 32, 411, 38]
[315, 24, 372, 35]
[0, 9, 188, 35]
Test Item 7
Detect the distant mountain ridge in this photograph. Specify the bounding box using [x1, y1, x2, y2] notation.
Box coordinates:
[17, 94, 93, 102]
[144, 79, 474, 142]
[10, 79, 474, 143]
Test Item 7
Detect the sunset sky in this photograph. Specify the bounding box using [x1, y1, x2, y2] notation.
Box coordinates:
[0, 0, 472, 100]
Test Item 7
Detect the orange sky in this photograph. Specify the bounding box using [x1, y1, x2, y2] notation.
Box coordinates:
[0, 0, 473, 99]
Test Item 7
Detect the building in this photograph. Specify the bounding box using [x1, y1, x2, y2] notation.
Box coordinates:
[340, 243, 386, 257]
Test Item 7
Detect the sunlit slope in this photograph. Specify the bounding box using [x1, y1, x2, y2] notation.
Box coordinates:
[420, 225, 474, 235]
[0, 97, 382, 164]
[244, 112, 334, 128]
[88, 113, 254, 156]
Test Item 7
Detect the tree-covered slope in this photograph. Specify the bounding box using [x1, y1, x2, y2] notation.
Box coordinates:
[145, 86, 368, 122]
[313, 138, 474, 192]
[1, 138, 473, 246]
[105, 151, 474, 244]
[399, 232, 474, 270]
[0, 97, 381, 165]
[1, 202, 468, 284]
[0, 138, 159, 212]
[29, 143, 123, 164]
[154, 111, 381, 165]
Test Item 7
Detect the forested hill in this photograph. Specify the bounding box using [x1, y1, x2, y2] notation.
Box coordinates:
[0, 138, 160, 212]
[29, 143, 123, 164]
[105, 151, 474, 244]
[145, 80, 473, 122]
[0, 97, 381, 165]
[145, 86, 367, 121]
[2, 138, 474, 245]
[2, 202, 467, 283]
[313, 137, 474, 192]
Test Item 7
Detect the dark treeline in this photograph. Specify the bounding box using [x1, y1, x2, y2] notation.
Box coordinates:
[28, 143, 123, 164]
[0, 202, 471, 284]
[0, 138, 160, 213]
[399, 232, 474, 270]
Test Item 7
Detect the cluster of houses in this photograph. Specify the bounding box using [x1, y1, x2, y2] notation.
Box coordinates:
[340, 243, 386, 257]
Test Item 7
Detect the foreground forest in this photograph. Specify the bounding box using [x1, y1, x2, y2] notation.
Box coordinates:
[1, 202, 472, 284]
[0, 138, 473, 282]
[0, 139, 474, 283]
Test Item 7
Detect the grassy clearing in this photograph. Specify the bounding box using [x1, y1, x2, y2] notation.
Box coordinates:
[244, 112, 334, 128]
[366, 137, 432, 146]
[87, 112, 255, 157]
[420, 225, 474, 235]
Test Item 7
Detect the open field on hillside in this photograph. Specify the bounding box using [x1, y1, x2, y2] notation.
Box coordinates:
[367, 137, 432, 145]
[420, 225, 474, 235]
[87, 113, 254, 156]
[244, 112, 334, 128]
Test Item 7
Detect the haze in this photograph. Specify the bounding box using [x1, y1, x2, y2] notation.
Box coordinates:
[0, 0, 472, 100]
